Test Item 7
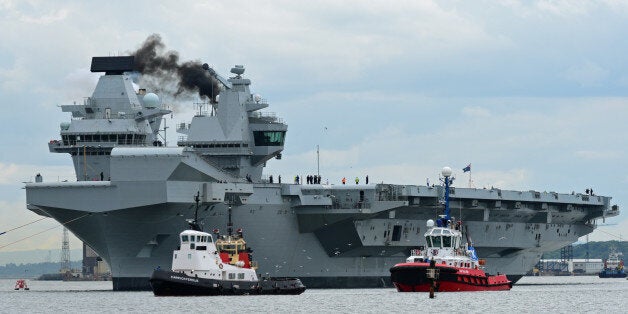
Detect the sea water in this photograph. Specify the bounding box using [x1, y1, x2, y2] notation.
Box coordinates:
[2, 276, 626, 313]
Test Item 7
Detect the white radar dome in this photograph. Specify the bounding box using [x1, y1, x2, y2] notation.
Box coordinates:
[143, 93, 160, 108]
[442, 166, 452, 178]
[254, 93, 262, 103]
[427, 219, 435, 227]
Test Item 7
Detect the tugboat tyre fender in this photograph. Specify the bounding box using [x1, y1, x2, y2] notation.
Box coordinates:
[219, 264, 223, 269]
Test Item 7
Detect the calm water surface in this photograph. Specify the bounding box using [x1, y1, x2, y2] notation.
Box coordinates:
[2, 276, 627, 313]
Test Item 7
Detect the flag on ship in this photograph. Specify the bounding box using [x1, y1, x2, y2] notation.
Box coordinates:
[463, 164, 471, 173]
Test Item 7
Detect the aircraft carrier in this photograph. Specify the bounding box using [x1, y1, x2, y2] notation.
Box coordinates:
[25, 56, 620, 290]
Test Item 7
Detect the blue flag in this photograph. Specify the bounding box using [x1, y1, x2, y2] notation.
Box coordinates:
[463, 164, 471, 173]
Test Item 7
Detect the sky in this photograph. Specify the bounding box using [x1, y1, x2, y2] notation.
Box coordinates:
[1, 0, 627, 261]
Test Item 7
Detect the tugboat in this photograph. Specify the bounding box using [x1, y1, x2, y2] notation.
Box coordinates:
[14, 279, 29, 290]
[598, 246, 626, 278]
[150, 193, 306, 296]
[390, 167, 512, 292]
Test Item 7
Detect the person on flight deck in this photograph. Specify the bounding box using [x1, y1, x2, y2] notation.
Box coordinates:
[366, 175, 369, 184]
[355, 177, 359, 184]
[342, 177, 346, 185]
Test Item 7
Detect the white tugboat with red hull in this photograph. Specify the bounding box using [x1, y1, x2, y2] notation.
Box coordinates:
[150, 194, 305, 296]
[390, 167, 512, 292]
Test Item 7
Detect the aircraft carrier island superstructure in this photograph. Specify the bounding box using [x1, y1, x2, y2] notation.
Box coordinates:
[26, 56, 620, 290]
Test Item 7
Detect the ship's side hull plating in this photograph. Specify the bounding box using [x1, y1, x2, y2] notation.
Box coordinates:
[27, 181, 610, 291]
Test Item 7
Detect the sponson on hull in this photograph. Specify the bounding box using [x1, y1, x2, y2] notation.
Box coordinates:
[390, 167, 511, 292]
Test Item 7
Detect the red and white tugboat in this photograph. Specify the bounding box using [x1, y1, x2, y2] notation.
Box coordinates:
[150, 193, 306, 296]
[14, 279, 29, 290]
[390, 167, 512, 292]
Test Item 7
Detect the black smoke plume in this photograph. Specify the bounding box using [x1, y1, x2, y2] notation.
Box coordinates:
[130, 34, 220, 102]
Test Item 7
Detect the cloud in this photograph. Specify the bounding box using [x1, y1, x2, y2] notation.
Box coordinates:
[462, 106, 492, 118]
[563, 61, 609, 87]
[575, 150, 621, 160]
[18, 8, 69, 25]
[62, 68, 99, 102]
[535, 0, 591, 17]
[0, 57, 29, 92]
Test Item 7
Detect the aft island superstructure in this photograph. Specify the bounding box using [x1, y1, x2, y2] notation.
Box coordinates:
[26, 56, 620, 290]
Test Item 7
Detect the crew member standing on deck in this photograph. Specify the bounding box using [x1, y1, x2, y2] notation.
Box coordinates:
[355, 177, 359, 185]
[342, 177, 346, 185]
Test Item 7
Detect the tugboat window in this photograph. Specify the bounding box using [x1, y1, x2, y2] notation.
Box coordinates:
[425, 237, 432, 247]
[432, 236, 442, 248]
[181, 235, 189, 242]
[443, 236, 452, 247]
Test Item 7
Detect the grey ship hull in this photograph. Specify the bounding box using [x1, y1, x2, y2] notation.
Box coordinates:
[27, 179, 616, 290]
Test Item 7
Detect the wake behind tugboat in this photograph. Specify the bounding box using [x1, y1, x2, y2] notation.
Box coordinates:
[390, 167, 511, 293]
[150, 193, 305, 296]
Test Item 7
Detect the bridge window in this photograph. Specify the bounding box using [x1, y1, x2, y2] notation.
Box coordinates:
[238, 273, 245, 279]
[181, 235, 189, 242]
[253, 131, 285, 146]
[431, 236, 442, 248]
[443, 236, 452, 247]
[425, 237, 433, 247]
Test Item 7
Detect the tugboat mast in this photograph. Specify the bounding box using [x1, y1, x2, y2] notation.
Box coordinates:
[439, 166, 454, 228]
[188, 191, 202, 231]
[227, 206, 233, 236]
[443, 167, 452, 222]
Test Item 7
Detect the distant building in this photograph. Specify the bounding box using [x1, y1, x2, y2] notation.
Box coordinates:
[570, 259, 604, 274]
[536, 259, 603, 275]
[83, 243, 110, 280]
